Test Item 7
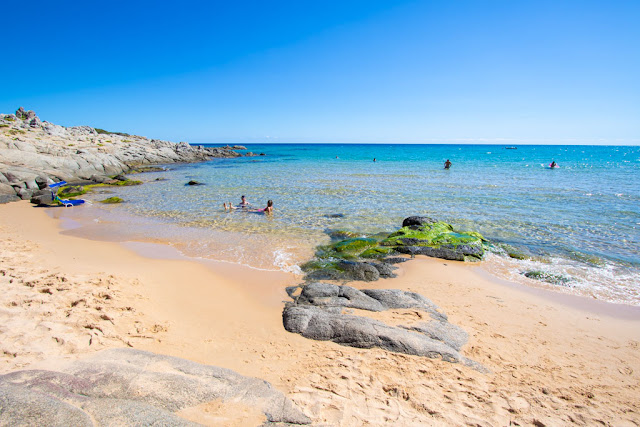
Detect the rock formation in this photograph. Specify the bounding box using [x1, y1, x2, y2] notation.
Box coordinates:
[0, 108, 251, 203]
[0, 348, 311, 426]
[283, 283, 486, 372]
[301, 217, 487, 281]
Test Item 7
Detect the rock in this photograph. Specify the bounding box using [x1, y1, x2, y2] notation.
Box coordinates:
[283, 287, 485, 371]
[404, 320, 469, 351]
[523, 271, 571, 286]
[16, 188, 33, 200]
[0, 108, 254, 204]
[324, 213, 345, 218]
[0, 183, 17, 196]
[29, 117, 42, 128]
[361, 289, 447, 321]
[35, 175, 52, 189]
[365, 262, 397, 278]
[297, 282, 386, 311]
[402, 216, 437, 229]
[100, 197, 123, 204]
[112, 174, 128, 181]
[59, 185, 85, 197]
[0, 194, 20, 204]
[15, 107, 27, 119]
[382, 257, 410, 264]
[186, 180, 204, 186]
[337, 260, 380, 281]
[0, 348, 311, 425]
[30, 189, 56, 205]
[283, 305, 462, 362]
[89, 174, 111, 183]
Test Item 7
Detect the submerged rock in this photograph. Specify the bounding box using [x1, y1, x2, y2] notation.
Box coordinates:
[523, 270, 572, 286]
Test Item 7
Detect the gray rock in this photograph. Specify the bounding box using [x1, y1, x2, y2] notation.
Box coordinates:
[283, 305, 462, 362]
[298, 283, 386, 312]
[0, 383, 94, 426]
[403, 320, 469, 351]
[29, 117, 42, 128]
[362, 289, 447, 321]
[337, 260, 380, 281]
[89, 174, 111, 183]
[16, 188, 33, 200]
[35, 175, 52, 189]
[396, 245, 465, 261]
[402, 216, 437, 229]
[0, 348, 311, 425]
[0, 194, 20, 204]
[0, 183, 17, 195]
[366, 262, 397, 278]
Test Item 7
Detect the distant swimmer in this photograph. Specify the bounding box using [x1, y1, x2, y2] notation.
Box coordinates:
[373, 158, 376, 162]
[444, 159, 452, 169]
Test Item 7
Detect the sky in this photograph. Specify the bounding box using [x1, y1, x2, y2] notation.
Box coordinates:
[1, 0, 638, 144]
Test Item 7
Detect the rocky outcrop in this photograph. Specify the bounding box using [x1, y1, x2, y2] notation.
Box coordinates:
[0, 108, 251, 202]
[283, 283, 485, 371]
[301, 218, 487, 282]
[0, 348, 311, 426]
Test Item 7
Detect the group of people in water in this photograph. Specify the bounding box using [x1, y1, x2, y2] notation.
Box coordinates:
[224, 158, 559, 214]
[224, 196, 273, 214]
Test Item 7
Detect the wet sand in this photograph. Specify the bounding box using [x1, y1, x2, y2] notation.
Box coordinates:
[1, 201, 639, 425]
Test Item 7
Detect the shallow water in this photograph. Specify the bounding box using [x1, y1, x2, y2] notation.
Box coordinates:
[69, 144, 640, 306]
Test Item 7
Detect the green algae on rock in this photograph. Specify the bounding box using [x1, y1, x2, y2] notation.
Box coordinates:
[302, 216, 487, 282]
[523, 270, 572, 286]
[100, 197, 123, 204]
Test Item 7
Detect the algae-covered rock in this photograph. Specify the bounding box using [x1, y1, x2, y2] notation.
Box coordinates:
[326, 229, 361, 240]
[523, 270, 572, 286]
[100, 197, 123, 204]
[383, 221, 485, 262]
[334, 238, 378, 254]
[301, 217, 486, 283]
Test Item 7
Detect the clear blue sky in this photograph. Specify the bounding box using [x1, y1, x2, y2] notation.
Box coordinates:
[1, 0, 638, 144]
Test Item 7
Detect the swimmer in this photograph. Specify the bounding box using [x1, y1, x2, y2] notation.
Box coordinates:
[249, 199, 273, 214]
[444, 159, 452, 169]
[224, 195, 251, 211]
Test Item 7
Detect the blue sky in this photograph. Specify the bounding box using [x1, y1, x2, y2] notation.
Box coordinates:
[1, 0, 638, 144]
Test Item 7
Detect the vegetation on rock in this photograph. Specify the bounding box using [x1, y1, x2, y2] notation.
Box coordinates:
[523, 271, 571, 286]
[100, 197, 123, 204]
[301, 218, 487, 281]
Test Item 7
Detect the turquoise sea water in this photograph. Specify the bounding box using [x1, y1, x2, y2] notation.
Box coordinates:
[71, 144, 640, 306]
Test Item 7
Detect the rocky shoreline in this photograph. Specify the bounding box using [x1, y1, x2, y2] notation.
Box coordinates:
[0, 107, 256, 203]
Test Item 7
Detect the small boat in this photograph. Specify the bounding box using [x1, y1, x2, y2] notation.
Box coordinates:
[505, 146, 517, 149]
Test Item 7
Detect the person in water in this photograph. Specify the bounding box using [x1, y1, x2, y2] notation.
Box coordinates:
[444, 159, 452, 169]
[223, 195, 251, 211]
[249, 199, 273, 214]
[550, 161, 558, 168]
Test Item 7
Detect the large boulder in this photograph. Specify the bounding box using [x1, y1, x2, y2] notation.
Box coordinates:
[0, 348, 311, 426]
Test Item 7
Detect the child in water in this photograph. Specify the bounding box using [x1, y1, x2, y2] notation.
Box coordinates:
[224, 195, 250, 210]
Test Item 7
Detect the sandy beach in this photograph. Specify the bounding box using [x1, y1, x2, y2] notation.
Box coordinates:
[1, 200, 639, 425]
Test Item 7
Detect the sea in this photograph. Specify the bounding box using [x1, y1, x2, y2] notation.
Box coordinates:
[59, 144, 640, 306]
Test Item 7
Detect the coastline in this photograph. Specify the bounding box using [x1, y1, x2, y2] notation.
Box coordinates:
[2, 200, 639, 424]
